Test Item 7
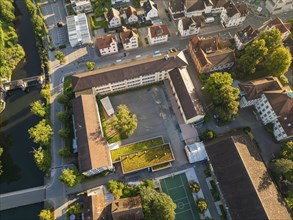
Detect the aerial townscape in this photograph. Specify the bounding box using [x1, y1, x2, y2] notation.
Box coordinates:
[0, 0, 293, 219]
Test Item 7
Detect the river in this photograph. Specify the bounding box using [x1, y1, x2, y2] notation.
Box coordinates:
[0, 0, 44, 217]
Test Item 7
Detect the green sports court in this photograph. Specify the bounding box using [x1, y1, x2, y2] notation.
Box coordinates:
[160, 173, 200, 220]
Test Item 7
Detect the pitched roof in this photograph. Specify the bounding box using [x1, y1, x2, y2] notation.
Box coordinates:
[125, 6, 137, 19]
[236, 2, 248, 16]
[236, 25, 259, 44]
[278, 114, 293, 137]
[111, 196, 144, 220]
[190, 36, 219, 53]
[169, 68, 204, 120]
[149, 24, 170, 38]
[185, 0, 205, 12]
[120, 27, 138, 44]
[205, 135, 291, 220]
[84, 194, 105, 220]
[223, 1, 248, 17]
[169, 0, 184, 12]
[181, 16, 202, 30]
[143, 0, 157, 14]
[239, 76, 282, 101]
[267, 17, 292, 34]
[264, 90, 293, 116]
[72, 51, 188, 92]
[72, 94, 112, 173]
[106, 7, 120, 21]
[211, 0, 227, 8]
[96, 34, 116, 49]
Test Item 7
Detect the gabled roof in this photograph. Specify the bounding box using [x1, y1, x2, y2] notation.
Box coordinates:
[236, 2, 248, 16]
[83, 194, 105, 220]
[125, 6, 137, 19]
[181, 16, 202, 30]
[120, 28, 138, 44]
[239, 76, 282, 101]
[223, 1, 248, 17]
[264, 90, 293, 116]
[267, 17, 292, 34]
[169, 0, 184, 12]
[96, 34, 116, 49]
[185, 0, 206, 12]
[143, 0, 157, 14]
[278, 114, 293, 137]
[190, 36, 219, 53]
[149, 24, 170, 38]
[72, 94, 112, 173]
[106, 7, 120, 21]
[236, 25, 259, 44]
[205, 135, 291, 220]
[211, 0, 227, 8]
[72, 51, 188, 92]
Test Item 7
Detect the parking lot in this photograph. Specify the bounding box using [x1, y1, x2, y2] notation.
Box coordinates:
[109, 84, 189, 167]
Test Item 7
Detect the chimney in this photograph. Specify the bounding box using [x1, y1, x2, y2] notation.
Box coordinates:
[288, 123, 292, 127]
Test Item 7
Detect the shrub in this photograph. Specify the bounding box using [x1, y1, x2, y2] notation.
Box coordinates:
[278, 75, 289, 86]
[59, 146, 71, 158]
[200, 129, 217, 141]
[197, 198, 208, 213]
[67, 203, 82, 215]
[189, 182, 200, 193]
[58, 44, 66, 49]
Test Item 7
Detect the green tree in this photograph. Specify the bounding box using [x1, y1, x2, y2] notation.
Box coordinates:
[67, 203, 82, 215]
[86, 61, 95, 71]
[31, 101, 46, 117]
[280, 141, 293, 160]
[204, 72, 233, 93]
[57, 111, 70, 123]
[264, 47, 292, 76]
[25, 0, 36, 15]
[28, 119, 53, 146]
[258, 28, 283, 52]
[112, 105, 137, 137]
[0, 147, 3, 176]
[55, 51, 65, 64]
[189, 182, 200, 193]
[197, 198, 208, 213]
[58, 146, 71, 158]
[140, 187, 176, 220]
[0, 0, 15, 23]
[58, 128, 70, 138]
[59, 167, 81, 188]
[57, 94, 70, 105]
[33, 147, 50, 173]
[40, 85, 51, 104]
[272, 158, 293, 175]
[39, 209, 53, 220]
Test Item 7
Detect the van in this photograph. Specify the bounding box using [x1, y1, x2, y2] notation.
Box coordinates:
[205, 17, 215, 23]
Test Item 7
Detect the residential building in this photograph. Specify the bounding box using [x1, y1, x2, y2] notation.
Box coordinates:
[66, 13, 91, 47]
[265, 0, 293, 14]
[70, 0, 93, 13]
[178, 16, 202, 37]
[143, 0, 159, 20]
[112, 196, 144, 220]
[125, 6, 138, 24]
[239, 77, 293, 141]
[263, 17, 292, 40]
[220, 1, 248, 28]
[188, 35, 235, 73]
[72, 94, 113, 176]
[169, 0, 185, 20]
[105, 8, 121, 28]
[184, 0, 212, 17]
[169, 68, 205, 124]
[148, 24, 169, 45]
[234, 25, 259, 50]
[205, 135, 291, 220]
[111, 0, 131, 8]
[120, 27, 139, 50]
[83, 188, 106, 220]
[96, 34, 118, 56]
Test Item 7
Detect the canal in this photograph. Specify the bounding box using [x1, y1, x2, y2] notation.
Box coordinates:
[0, 0, 44, 218]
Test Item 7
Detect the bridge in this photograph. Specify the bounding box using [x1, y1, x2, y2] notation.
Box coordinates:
[0, 75, 45, 92]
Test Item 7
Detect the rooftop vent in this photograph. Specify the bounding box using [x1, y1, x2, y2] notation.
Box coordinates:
[284, 117, 287, 120]
[288, 123, 292, 127]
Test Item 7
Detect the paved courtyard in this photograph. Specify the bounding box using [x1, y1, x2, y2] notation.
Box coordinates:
[109, 84, 189, 167]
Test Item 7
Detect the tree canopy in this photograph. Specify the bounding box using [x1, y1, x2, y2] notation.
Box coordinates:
[31, 101, 46, 117]
[33, 147, 50, 173]
[280, 141, 293, 160]
[140, 187, 176, 220]
[59, 167, 81, 188]
[55, 51, 65, 64]
[28, 119, 53, 146]
[197, 198, 208, 213]
[86, 61, 95, 71]
[0, 147, 3, 176]
[39, 209, 54, 220]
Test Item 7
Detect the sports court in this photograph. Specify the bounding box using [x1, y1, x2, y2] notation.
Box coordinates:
[160, 173, 200, 220]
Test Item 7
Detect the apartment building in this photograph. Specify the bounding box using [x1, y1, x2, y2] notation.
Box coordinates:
[234, 25, 259, 50]
[105, 8, 121, 28]
[220, 1, 248, 28]
[148, 24, 169, 45]
[96, 34, 118, 56]
[178, 16, 202, 37]
[120, 27, 139, 50]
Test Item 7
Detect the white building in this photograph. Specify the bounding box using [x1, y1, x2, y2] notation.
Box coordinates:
[148, 24, 169, 45]
[178, 16, 202, 37]
[66, 13, 91, 47]
[96, 34, 118, 56]
[120, 27, 139, 50]
[70, 0, 93, 13]
[143, 0, 159, 20]
[185, 142, 207, 163]
[263, 17, 292, 40]
[220, 1, 248, 28]
[125, 6, 139, 24]
[234, 25, 259, 50]
[111, 0, 131, 7]
[265, 0, 293, 15]
[105, 8, 121, 28]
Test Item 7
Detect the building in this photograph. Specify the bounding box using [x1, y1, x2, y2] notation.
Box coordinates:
[72, 94, 113, 176]
[265, 0, 293, 14]
[148, 24, 169, 45]
[263, 17, 292, 40]
[205, 135, 291, 220]
[66, 13, 91, 47]
[96, 34, 118, 56]
[185, 142, 207, 163]
[111, 0, 131, 8]
[168, 68, 205, 124]
[188, 35, 235, 73]
[111, 196, 144, 220]
[105, 8, 121, 28]
[178, 16, 202, 37]
[125, 6, 138, 24]
[239, 77, 293, 141]
[220, 1, 248, 28]
[169, 0, 185, 20]
[143, 0, 159, 21]
[120, 27, 139, 50]
[70, 0, 93, 13]
[234, 25, 259, 50]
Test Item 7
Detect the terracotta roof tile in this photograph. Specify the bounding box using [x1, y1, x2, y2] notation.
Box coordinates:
[125, 6, 137, 19]
[96, 34, 116, 49]
[149, 24, 169, 38]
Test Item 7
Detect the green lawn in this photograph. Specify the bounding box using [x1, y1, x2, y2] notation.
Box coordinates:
[121, 144, 174, 173]
[110, 137, 164, 162]
[152, 162, 171, 171]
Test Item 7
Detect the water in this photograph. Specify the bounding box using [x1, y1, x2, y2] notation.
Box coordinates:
[0, 0, 44, 193]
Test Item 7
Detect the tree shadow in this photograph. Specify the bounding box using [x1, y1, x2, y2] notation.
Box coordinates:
[258, 171, 272, 192]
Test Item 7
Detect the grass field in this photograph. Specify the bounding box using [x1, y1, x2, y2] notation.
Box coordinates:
[110, 137, 164, 162]
[160, 173, 200, 220]
[121, 144, 174, 173]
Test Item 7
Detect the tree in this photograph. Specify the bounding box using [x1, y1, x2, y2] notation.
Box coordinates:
[31, 101, 46, 117]
[58, 128, 70, 138]
[57, 111, 70, 123]
[28, 119, 53, 146]
[140, 187, 176, 220]
[272, 158, 293, 175]
[0, 147, 3, 176]
[280, 141, 293, 160]
[57, 94, 70, 105]
[112, 105, 137, 137]
[258, 28, 283, 52]
[67, 203, 82, 215]
[58, 146, 71, 158]
[204, 72, 233, 93]
[55, 51, 65, 64]
[39, 209, 53, 220]
[40, 85, 51, 104]
[197, 198, 208, 213]
[59, 167, 81, 188]
[264, 47, 291, 76]
[86, 61, 95, 71]
[33, 147, 50, 172]
[189, 182, 200, 193]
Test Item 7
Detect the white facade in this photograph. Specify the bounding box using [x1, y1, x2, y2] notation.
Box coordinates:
[148, 27, 169, 45]
[254, 94, 278, 125]
[99, 40, 118, 56]
[70, 0, 93, 13]
[266, 0, 293, 14]
[144, 0, 159, 21]
[111, 0, 130, 5]
[178, 18, 201, 37]
[108, 17, 121, 28]
[66, 13, 91, 47]
[273, 120, 288, 141]
[122, 35, 139, 50]
[220, 10, 247, 27]
[128, 14, 139, 24]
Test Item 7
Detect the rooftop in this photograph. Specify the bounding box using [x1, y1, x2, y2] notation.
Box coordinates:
[181, 16, 202, 30]
[264, 90, 293, 116]
[96, 34, 116, 49]
[267, 17, 292, 34]
[120, 27, 138, 44]
[106, 7, 120, 21]
[236, 25, 259, 44]
[143, 0, 157, 14]
[149, 24, 170, 38]
[125, 6, 137, 19]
